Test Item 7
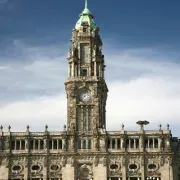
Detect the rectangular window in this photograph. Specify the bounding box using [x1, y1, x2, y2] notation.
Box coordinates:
[80, 44, 90, 64]
[78, 139, 92, 149]
[76, 106, 92, 132]
[80, 68, 87, 76]
[88, 139, 91, 149]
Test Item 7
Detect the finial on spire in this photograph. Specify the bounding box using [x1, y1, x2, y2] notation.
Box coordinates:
[85, 0, 88, 8]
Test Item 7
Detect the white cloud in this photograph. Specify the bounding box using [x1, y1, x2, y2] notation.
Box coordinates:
[0, 41, 180, 136]
[0, 65, 9, 70]
[106, 77, 180, 131]
[0, 94, 67, 132]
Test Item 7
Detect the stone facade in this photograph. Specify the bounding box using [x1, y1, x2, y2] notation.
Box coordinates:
[0, 126, 179, 180]
[0, 1, 180, 180]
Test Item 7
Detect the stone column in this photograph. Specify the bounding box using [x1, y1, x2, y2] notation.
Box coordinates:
[94, 61, 97, 76]
[153, 138, 155, 148]
[20, 140, 22, 150]
[110, 139, 112, 149]
[140, 156, 145, 180]
[134, 139, 136, 148]
[43, 158, 48, 180]
[86, 139, 88, 149]
[38, 140, 40, 150]
[52, 139, 54, 150]
[15, 141, 17, 150]
[24, 159, 29, 180]
[115, 139, 118, 149]
[121, 157, 126, 180]
[72, 62, 74, 76]
[81, 139, 83, 149]
[148, 139, 150, 148]
[25, 138, 29, 153]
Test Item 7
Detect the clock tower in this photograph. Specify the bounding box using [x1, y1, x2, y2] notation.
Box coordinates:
[65, 0, 108, 135]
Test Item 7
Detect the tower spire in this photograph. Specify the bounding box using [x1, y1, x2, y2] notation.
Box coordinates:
[85, 0, 88, 8]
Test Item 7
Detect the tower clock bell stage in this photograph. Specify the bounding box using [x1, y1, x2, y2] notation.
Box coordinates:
[65, 0, 108, 134]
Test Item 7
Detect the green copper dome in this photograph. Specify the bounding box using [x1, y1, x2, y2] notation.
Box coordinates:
[75, 0, 96, 30]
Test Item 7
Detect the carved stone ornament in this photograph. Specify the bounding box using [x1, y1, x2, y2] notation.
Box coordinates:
[93, 137, 98, 149]
[128, 163, 139, 172]
[166, 138, 170, 148]
[11, 164, 23, 175]
[71, 156, 75, 167]
[43, 157, 48, 167]
[102, 156, 106, 166]
[168, 156, 172, 166]
[4, 137, 10, 150]
[49, 163, 61, 172]
[78, 164, 93, 180]
[93, 156, 99, 166]
[61, 156, 67, 167]
[109, 161, 120, 174]
[31, 163, 43, 175]
[24, 158, 28, 168]
[100, 138, 105, 148]
[140, 156, 144, 166]
[121, 156, 126, 166]
[2, 158, 9, 168]
[147, 162, 159, 172]
[159, 156, 164, 166]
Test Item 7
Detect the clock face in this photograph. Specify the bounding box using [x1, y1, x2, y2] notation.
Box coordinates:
[80, 91, 90, 102]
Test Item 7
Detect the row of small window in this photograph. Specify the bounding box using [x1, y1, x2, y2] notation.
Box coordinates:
[78, 139, 91, 149]
[10, 139, 91, 151]
[107, 138, 159, 149]
[9, 179, 61, 180]
[11, 139, 63, 150]
[107, 178, 160, 180]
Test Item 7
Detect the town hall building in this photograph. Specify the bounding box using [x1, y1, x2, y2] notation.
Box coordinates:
[0, 1, 180, 180]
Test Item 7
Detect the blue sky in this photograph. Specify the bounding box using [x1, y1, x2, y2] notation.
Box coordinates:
[1, 0, 180, 48]
[0, 0, 180, 136]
